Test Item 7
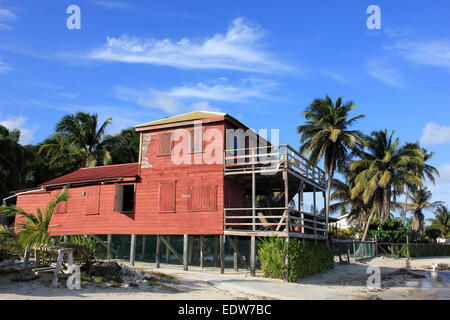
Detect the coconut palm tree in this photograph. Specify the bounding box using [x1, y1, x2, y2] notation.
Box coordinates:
[0, 125, 35, 207]
[401, 142, 439, 225]
[406, 188, 443, 239]
[103, 128, 140, 164]
[40, 112, 113, 169]
[426, 205, 450, 238]
[297, 95, 366, 231]
[350, 130, 423, 222]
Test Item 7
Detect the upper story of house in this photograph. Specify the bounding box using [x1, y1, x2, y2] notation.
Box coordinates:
[133, 110, 269, 174]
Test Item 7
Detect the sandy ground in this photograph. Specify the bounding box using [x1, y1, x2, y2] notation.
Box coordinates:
[0, 256, 448, 300]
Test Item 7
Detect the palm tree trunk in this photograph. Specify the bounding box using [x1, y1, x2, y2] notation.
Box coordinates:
[325, 160, 335, 238]
[383, 188, 391, 222]
[362, 209, 376, 241]
[402, 185, 409, 225]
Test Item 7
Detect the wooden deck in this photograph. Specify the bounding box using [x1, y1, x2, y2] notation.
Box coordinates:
[223, 144, 328, 240]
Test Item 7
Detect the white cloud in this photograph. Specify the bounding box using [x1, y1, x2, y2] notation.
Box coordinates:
[368, 59, 404, 89]
[0, 59, 11, 73]
[115, 77, 278, 114]
[94, 1, 132, 9]
[88, 17, 289, 73]
[437, 164, 450, 182]
[389, 40, 450, 70]
[0, 115, 34, 144]
[189, 101, 221, 113]
[0, 7, 18, 30]
[168, 77, 278, 102]
[420, 122, 450, 145]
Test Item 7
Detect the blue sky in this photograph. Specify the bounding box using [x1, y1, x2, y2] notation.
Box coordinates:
[0, 0, 449, 220]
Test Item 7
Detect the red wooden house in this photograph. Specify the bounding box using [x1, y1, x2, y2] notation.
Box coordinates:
[13, 111, 328, 274]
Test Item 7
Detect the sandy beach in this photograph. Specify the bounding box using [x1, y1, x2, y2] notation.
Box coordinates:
[0, 256, 448, 300]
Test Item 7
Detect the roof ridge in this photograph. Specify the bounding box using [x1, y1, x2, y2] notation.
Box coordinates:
[79, 163, 138, 170]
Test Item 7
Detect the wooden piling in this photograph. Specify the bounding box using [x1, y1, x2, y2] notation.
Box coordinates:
[156, 235, 161, 268]
[130, 234, 136, 266]
[220, 234, 225, 274]
[183, 234, 189, 271]
[250, 235, 256, 276]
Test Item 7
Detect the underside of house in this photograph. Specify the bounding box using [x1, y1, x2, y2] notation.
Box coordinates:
[13, 111, 328, 275]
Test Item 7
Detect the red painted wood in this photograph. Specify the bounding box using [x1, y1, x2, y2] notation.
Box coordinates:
[85, 185, 100, 215]
[159, 182, 176, 212]
[15, 119, 253, 236]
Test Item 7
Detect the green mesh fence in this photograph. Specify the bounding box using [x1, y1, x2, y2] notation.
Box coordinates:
[331, 240, 376, 262]
[92, 234, 257, 270]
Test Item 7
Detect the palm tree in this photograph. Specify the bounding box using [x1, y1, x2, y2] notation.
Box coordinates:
[329, 177, 375, 241]
[401, 142, 439, 225]
[0, 187, 68, 250]
[0, 125, 35, 206]
[297, 95, 366, 231]
[426, 205, 450, 238]
[406, 188, 443, 239]
[350, 130, 423, 222]
[103, 128, 140, 164]
[40, 112, 113, 169]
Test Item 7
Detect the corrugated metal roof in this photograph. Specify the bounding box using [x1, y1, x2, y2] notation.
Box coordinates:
[135, 111, 226, 128]
[41, 163, 139, 187]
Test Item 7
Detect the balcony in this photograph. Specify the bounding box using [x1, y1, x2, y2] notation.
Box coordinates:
[223, 145, 328, 239]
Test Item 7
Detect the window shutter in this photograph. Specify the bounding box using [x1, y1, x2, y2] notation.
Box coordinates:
[188, 185, 202, 210]
[113, 184, 124, 212]
[158, 132, 173, 156]
[202, 185, 217, 210]
[159, 182, 176, 212]
[86, 185, 100, 215]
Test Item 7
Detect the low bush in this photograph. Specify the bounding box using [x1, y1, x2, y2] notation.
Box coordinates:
[57, 235, 98, 266]
[258, 237, 334, 281]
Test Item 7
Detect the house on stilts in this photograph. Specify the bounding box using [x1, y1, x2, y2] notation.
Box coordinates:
[13, 111, 328, 276]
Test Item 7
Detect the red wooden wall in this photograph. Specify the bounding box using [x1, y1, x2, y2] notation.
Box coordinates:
[15, 119, 239, 236]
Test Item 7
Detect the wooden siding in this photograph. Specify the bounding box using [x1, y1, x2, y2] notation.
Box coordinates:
[15, 121, 230, 236]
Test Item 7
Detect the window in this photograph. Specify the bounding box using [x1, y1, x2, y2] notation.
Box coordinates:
[122, 185, 135, 212]
[158, 132, 173, 156]
[114, 184, 135, 213]
[86, 185, 100, 215]
[159, 182, 176, 212]
[188, 184, 217, 211]
[188, 128, 203, 153]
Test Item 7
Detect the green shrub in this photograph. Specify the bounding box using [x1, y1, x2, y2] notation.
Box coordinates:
[257, 237, 287, 279]
[258, 237, 334, 281]
[57, 235, 98, 266]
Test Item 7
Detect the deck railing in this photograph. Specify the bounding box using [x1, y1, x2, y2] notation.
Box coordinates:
[223, 207, 327, 236]
[223, 144, 326, 188]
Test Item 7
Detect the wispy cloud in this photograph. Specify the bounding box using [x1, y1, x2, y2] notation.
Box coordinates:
[0, 6, 18, 31]
[87, 17, 290, 73]
[94, 1, 132, 9]
[420, 122, 450, 145]
[0, 115, 34, 144]
[319, 70, 352, 85]
[367, 59, 404, 89]
[115, 77, 279, 114]
[388, 39, 450, 71]
[0, 59, 11, 73]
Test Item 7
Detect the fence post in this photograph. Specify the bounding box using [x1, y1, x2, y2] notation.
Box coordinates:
[406, 236, 410, 258]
